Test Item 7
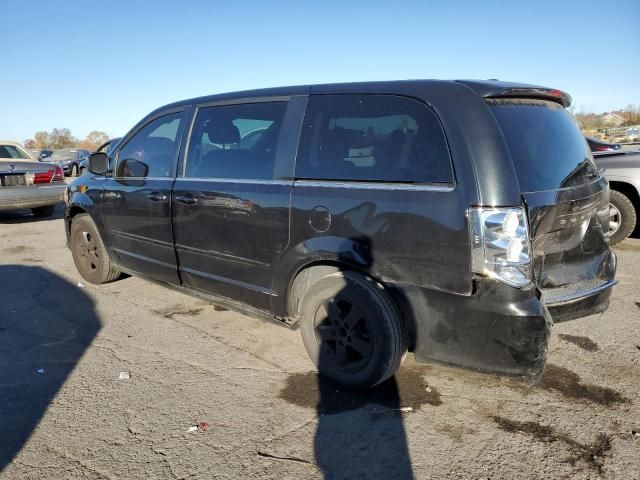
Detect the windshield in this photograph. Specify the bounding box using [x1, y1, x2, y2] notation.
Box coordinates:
[51, 149, 77, 159]
[488, 99, 596, 192]
[0, 144, 31, 159]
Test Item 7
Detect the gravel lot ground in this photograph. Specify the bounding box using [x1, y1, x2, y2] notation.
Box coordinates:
[0, 204, 639, 479]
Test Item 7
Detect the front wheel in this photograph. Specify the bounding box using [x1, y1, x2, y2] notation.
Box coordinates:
[608, 190, 636, 245]
[70, 214, 121, 284]
[299, 271, 407, 389]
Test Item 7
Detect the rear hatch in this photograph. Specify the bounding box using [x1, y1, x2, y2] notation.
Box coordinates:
[488, 99, 616, 302]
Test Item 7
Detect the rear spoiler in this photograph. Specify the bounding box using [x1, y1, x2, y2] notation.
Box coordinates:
[487, 88, 572, 108]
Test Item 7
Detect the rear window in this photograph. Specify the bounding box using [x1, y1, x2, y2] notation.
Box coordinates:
[489, 99, 596, 192]
[0, 145, 30, 159]
[296, 94, 453, 183]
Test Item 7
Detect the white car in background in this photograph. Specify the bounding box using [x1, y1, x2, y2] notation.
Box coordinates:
[0, 140, 66, 217]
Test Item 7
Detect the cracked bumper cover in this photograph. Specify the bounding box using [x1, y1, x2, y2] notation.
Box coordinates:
[399, 256, 615, 381]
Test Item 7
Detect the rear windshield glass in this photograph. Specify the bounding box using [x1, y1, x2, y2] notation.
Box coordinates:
[488, 99, 596, 192]
[0, 145, 30, 159]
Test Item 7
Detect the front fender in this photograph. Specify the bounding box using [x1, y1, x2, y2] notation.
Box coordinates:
[64, 180, 103, 243]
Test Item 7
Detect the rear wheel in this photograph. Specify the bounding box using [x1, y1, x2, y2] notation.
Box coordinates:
[299, 271, 407, 389]
[31, 205, 55, 217]
[609, 190, 636, 245]
[70, 214, 121, 284]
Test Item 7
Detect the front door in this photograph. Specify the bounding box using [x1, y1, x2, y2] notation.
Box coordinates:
[172, 99, 302, 309]
[102, 110, 187, 284]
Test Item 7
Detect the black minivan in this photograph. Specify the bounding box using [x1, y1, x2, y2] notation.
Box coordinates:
[65, 80, 616, 389]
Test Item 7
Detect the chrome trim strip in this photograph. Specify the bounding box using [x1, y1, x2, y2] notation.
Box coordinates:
[544, 280, 618, 306]
[174, 177, 293, 186]
[293, 180, 455, 192]
[179, 266, 274, 296]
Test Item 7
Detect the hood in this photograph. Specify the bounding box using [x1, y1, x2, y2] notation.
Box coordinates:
[0, 160, 57, 172]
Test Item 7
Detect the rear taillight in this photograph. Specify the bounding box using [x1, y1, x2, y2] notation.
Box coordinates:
[470, 207, 532, 288]
[34, 169, 54, 184]
[52, 166, 64, 181]
[33, 166, 64, 184]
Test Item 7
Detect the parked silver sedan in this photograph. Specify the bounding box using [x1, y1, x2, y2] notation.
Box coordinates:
[594, 150, 640, 244]
[0, 141, 66, 217]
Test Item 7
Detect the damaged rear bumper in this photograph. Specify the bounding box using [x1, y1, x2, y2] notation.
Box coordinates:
[397, 251, 616, 381]
[395, 280, 552, 382]
[544, 279, 617, 322]
[542, 250, 617, 322]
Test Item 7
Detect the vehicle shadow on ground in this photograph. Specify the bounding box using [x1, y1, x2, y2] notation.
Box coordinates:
[0, 265, 100, 471]
[313, 369, 415, 479]
[0, 204, 64, 224]
[312, 235, 415, 479]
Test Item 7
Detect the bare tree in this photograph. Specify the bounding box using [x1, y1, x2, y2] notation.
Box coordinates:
[78, 131, 110, 151]
[23, 139, 36, 149]
[33, 131, 51, 149]
[49, 128, 77, 149]
[623, 104, 640, 126]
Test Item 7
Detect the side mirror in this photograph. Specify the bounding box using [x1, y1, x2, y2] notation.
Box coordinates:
[117, 158, 149, 178]
[89, 152, 109, 175]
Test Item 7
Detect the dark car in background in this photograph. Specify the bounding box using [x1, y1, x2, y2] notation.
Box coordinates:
[78, 138, 121, 175]
[49, 148, 90, 176]
[29, 149, 53, 160]
[587, 136, 622, 153]
[65, 80, 616, 389]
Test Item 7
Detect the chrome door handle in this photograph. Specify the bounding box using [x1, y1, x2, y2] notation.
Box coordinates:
[147, 192, 167, 201]
[175, 194, 197, 204]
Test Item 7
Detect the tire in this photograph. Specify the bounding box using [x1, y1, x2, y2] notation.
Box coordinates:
[71, 164, 78, 177]
[299, 271, 407, 389]
[70, 214, 121, 284]
[609, 190, 636, 245]
[31, 205, 55, 217]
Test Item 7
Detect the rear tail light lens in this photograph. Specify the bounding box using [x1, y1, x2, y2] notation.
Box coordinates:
[33, 166, 64, 184]
[470, 207, 532, 287]
[34, 169, 54, 184]
[52, 166, 64, 181]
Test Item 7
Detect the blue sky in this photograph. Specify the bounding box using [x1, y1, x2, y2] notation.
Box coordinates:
[2, 0, 638, 142]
